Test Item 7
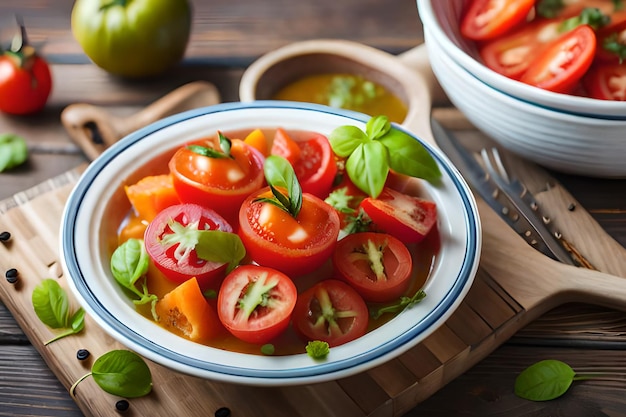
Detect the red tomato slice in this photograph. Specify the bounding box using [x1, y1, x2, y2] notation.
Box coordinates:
[292, 279, 368, 347]
[583, 61, 626, 100]
[144, 203, 232, 290]
[333, 232, 412, 303]
[217, 265, 297, 344]
[270, 128, 301, 165]
[238, 187, 340, 277]
[460, 0, 535, 41]
[520, 25, 597, 94]
[359, 187, 437, 244]
[169, 137, 265, 226]
[595, 12, 626, 63]
[293, 133, 338, 198]
[479, 19, 563, 80]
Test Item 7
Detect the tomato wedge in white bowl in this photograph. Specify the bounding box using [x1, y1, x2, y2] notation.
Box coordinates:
[60, 101, 481, 386]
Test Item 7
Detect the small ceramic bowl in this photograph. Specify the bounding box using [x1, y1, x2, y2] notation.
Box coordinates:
[417, 0, 626, 178]
[60, 101, 481, 386]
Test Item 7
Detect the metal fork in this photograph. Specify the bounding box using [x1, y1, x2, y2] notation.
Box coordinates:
[478, 147, 577, 266]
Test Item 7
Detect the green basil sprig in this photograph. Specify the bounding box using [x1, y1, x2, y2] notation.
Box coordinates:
[370, 288, 427, 320]
[70, 350, 152, 399]
[187, 131, 233, 159]
[329, 115, 441, 198]
[110, 238, 159, 320]
[255, 155, 303, 218]
[0, 133, 29, 172]
[515, 359, 599, 401]
[32, 279, 85, 345]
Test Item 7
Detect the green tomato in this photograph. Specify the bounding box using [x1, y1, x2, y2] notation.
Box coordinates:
[71, 0, 192, 78]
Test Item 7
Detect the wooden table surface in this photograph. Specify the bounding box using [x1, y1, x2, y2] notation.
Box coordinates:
[1, 1, 626, 416]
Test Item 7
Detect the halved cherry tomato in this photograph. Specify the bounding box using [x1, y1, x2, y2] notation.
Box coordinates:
[583, 61, 626, 100]
[155, 277, 222, 342]
[333, 232, 412, 303]
[360, 187, 437, 245]
[169, 136, 265, 226]
[270, 128, 301, 165]
[460, 0, 535, 41]
[217, 265, 297, 344]
[479, 19, 564, 80]
[238, 187, 340, 277]
[520, 25, 597, 93]
[293, 133, 338, 198]
[292, 279, 368, 347]
[144, 203, 232, 290]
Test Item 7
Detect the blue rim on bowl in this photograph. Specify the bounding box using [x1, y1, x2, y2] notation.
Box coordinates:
[417, 0, 626, 120]
[60, 101, 481, 386]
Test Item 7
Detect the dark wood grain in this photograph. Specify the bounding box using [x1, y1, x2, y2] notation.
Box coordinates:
[1, 0, 626, 416]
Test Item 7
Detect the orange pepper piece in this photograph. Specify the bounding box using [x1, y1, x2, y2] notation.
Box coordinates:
[155, 277, 222, 342]
[244, 128, 269, 156]
[124, 174, 181, 222]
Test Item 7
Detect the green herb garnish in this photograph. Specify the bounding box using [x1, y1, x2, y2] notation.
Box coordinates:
[31, 279, 85, 345]
[70, 350, 152, 399]
[187, 131, 233, 159]
[370, 288, 427, 320]
[324, 186, 372, 236]
[329, 115, 441, 198]
[261, 344, 275, 355]
[559, 7, 611, 32]
[536, 0, 565, 18]
[255, 155, 303, 218]
[110, 238, 159, 320]
[306, 340, 330, 360]
[0, 133, 28, 172]
[603, 33, 626, 63]
[515, 359, 599, 401]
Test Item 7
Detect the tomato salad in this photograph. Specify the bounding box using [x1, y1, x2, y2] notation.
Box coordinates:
[111, 116, 442, 356]
[461, 0, 626, 100]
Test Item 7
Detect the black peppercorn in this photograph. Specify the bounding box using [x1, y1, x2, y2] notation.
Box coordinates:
[115, 399, 129, 412]
[5, 268, 18, 284]
[0, 231, 10, 242]
[215, 407, 231, 417]
[76, 349, 90, 361]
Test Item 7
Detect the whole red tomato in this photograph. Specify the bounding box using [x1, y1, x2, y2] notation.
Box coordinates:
[0, 45, 52, 115]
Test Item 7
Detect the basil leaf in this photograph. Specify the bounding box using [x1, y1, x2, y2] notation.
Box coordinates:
[91, 350, 152, 398]
[515, 359, 576, 401]
[70, 308, 86, 333]
[187, 144, 229, 159]
[365, 115, 390, 140]
[0, 133, 28, 172]
[380, 130, 442, 182]
[263, 155, 302, 217]
[346, 141, 389, 198]
[110, 238, 149, 289]
[328, 125, 368, 157]
[195, 230, 246, 272]
[32, 279, 70, 329]
[217, 131, 233, 157]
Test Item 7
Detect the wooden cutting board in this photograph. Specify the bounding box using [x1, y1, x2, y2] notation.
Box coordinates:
[1, 141, 626, 417]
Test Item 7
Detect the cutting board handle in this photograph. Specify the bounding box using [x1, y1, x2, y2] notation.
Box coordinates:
[61, 81, 221, 160]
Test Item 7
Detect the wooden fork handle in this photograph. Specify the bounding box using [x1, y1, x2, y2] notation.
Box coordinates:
[61, 81, 221, 161]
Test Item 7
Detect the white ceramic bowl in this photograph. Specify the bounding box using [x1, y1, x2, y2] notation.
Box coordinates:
[60, 101, 481, 386]
[417, 0, 626, 178]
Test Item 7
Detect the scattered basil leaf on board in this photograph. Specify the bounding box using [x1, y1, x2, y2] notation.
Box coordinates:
[329, 115, 441, 198]
[515, 359, 597, 401]
[32, 278, 85, 345]
[0, 133, 28, 172]
[70, 350, 152, 399]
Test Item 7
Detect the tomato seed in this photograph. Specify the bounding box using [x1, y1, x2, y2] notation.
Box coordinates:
[215, 407, 231, 417]
[76, 349, 90, 361]
[5, 268, 18, 284]
[115, 399, 129, 412]
[0, 231, 10, 242]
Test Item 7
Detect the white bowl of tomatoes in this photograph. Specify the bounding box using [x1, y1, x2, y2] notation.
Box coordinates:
[60, 101, 481, 386]
[417, 0, 626, 178]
